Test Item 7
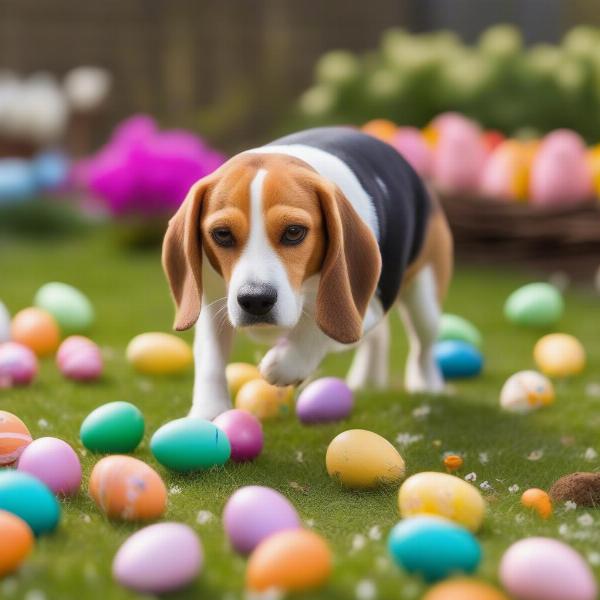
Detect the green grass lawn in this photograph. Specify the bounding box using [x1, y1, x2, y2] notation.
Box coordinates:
[1, 227, 599, 600]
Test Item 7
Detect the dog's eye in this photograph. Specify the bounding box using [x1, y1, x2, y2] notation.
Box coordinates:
[281, 225, 307, 246]
[211, 227, 235, 247]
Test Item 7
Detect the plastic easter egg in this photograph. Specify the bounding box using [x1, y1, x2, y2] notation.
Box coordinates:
[246, 529, 332, 592]
[326, 429, 406, 489]
[362, 119, 398, 142]
[390, 127, 432, 177]
[504, 283, 564, 328]
[126, 332, 193, 375]
[398, 472, 486, 532]
[0, 159, 37, 202]
[113, 522, 203, 594]
[499, 537, 597, 600]
[0, 342, 38, 386]
[0, 470, 60, 535]
[56, 335, 103, 382]
[0, 411, 32, 465]
[17, 437, 82, 496]
[434, 340, 483, 379]
[521, 488, 552, 519]
[534, 333, 586, 377]
[0, 510, 34, 577]
[296, 377, 353, 424]
[0, 301, 10, 343]
[150, 418, 230, 472]
[213, 409, 263, 462]
[423, 578, 510, 600]
[480, 140, 533, 202]
[439, 314, 482, 348]
[80, 401, 144, 453]
[223, 485, 301, 554]
[226, 362, 261, 398]
[388, 516, 481, 582]
[11, 307, 60, 357]
[500, 370, 555, 413]
[89, 455, 167, 521]
[34, 282, 94, 335]
[235, 379, 293, 420]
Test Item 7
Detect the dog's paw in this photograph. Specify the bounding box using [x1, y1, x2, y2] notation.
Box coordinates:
[259, 342, 314, 387]
[188, 386, 232, 420]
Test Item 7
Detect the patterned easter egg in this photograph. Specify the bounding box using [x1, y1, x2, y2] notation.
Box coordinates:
[0, 411, 32, 465]
[11, 307, 60, 357]
[56, 335, 103, 381]
[0, 342, 38, 387]
[0, 510, 34, 577]
[126, 332, 193, 375]
[500, 370, 555, 413]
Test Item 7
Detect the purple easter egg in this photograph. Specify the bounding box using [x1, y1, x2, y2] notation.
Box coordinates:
[223, 486, 301, 555]
[213, 409, 263, 462]
[0, 342, 38, 387]
[56, 336, 103, 382]
[18, 437, 82, 496]
[296, 377, 353, 424]
[113, 522, 203, 594]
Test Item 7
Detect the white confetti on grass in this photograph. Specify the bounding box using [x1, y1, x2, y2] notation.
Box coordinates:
[37, 419, 49, 429]
[564, 500, 577, 511]
[355, 579, 377, 600]
[584, 448, 598, 462]
[588, 552, 600, 566]
[368, 525, 382, 541]
[478, 452, 489, 465]
[396, 433, 423, 446]
[169, 485, 182, 495]
[577, 513, 594, 527]
[196, 510, 215, 525]
[465, 472, 477, 482]
[508, 484, 520, 494]
[412, 404, 430, 419]
[479, 481, 492, 491]
[351, 534, 367, 552]
[527, 449, 544, 461]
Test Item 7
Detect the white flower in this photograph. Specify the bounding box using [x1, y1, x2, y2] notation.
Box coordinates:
[305, 519, 316, 528]
[396, 433, 423, 446]
[196, 510, 214, 525]
[465, 472, 477, 482]
[479, 481, 492, 491]
[577, 513, 594, 527]
[508, 484, 520, 494]
[564, 500, 577, 511]
[478, 452, 489, 465]
[352, 534, 367, 552]
[558, 523, 570, 537]
[515, 513, 526, 524]
[169, 485, 182, 495]
[412, 404, 430, 419]
[295, 451, 304, 463]
[368, 525, 382, 540]
[527, 449, 544, 461]
[356, 579, 377, 600]
[588, 552, 600, 566]
[585, 383, 600, 398]
[584, 448, 598, 462]
[37, 418, 49, 429]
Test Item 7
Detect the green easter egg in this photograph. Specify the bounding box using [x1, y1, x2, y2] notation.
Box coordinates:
[439, 314, 482, 348]
[504, 283, 564, 328]
[80, 401, 144, 453]
[150, 418, 231, 472]
[34, 282, 95, 334]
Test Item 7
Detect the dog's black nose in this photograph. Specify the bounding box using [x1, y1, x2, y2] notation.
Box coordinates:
[237, 283, 278, 316]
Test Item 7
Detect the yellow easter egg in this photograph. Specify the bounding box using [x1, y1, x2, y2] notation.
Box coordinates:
[361, 119, 397, 142]
[423, 578, 510, 600]
[126, 332, 193, 375]
[533, 333, 586, 378]
[0, 510, 34, 577]
[235, 379, 293, 420]
[398, 472, 486, 532]
[326, 429, 406, 489]
[226, 363, 261, 398]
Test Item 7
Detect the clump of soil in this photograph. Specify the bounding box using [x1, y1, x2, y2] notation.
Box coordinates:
[549, 472, 600, 506]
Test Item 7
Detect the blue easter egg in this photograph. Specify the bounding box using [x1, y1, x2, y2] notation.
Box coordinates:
[434, 340, 483, 379]
[32, 152, 70, 189]
[0, 470, 60, 535]
[0, 159, 38, 203]
[388, 516, 481, 582]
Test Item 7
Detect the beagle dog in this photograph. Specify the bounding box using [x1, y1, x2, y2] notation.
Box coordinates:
[162, 127, 453, 420]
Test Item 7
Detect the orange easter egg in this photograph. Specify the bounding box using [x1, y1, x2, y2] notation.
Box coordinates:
[235, 379, 293, 420]
[0, 411, 32, 466]
[0, 510, 34, 577]
[361, 119, 398, 142]
[11, 308, 60, 357]
[246, 529, 332, 592]
[521, 488, 553, 519]
[423, 578, 509, 600]
[89, 455, 167, 521]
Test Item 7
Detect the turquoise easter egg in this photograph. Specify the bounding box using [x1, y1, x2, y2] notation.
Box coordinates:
[150, 418, 231, 472]
[388, 516, 481, 582]
[439, 314, 482, 348]
[0, 470, 60, 535]
[504, 283, 563, 328]
[80, 401, 145, 453]
[434, 340, 483, 379]
[34, 282, 95, 334]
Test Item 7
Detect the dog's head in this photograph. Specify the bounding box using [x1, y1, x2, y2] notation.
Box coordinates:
[162, 153, 381, 344]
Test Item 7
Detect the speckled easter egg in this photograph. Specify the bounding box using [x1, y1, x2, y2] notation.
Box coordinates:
[0, 301, 10, 343]
[439, 314, 482, 347]
[11, 307, 60, 357]
[56, 335, 103, 382]
[89, 455, 167, 521]
[150, 418, 230, 472]
[80, 401, 145, 453]
[423, 578, 510, 600]
[246, 529, 332, 592]
[0, 470, 60, 535]
[434, 340, 483, 379]
[126, 332, 193, 375]
[533, 333, 586, 377]
[398, 472, 486, 532]
[504, 283, 564, 328]
[500, 537, 597, 600]
[235, 379, 294, 420]
[296, 377, 353, 424]
[0, 342, 38, 386]
[0, 411, 32, 465]
[113, 522, 203, 594]
[226, 363, 261, 398]
[388, 516, 481, 582]
[213, 410, 263, 462]
[17, 437, 82, 496]
[34, 282, 95, 335]
[500, 370, 555, 413]
[326, 429, 406, 489]
[223, 486, 301, 554]
[0, 510, 34, 577]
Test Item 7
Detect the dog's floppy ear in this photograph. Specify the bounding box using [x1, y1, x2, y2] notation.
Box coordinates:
[162, 177, 213, 331]
[315, 181, 381, 344]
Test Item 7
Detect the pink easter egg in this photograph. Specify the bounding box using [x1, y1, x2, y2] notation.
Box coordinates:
[56, 336, 103, 382]
[18, 436, 82, 496]
[0, 342, 38, 387]
[390, 127, 432, 178]
[213, 409, 263, 462]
